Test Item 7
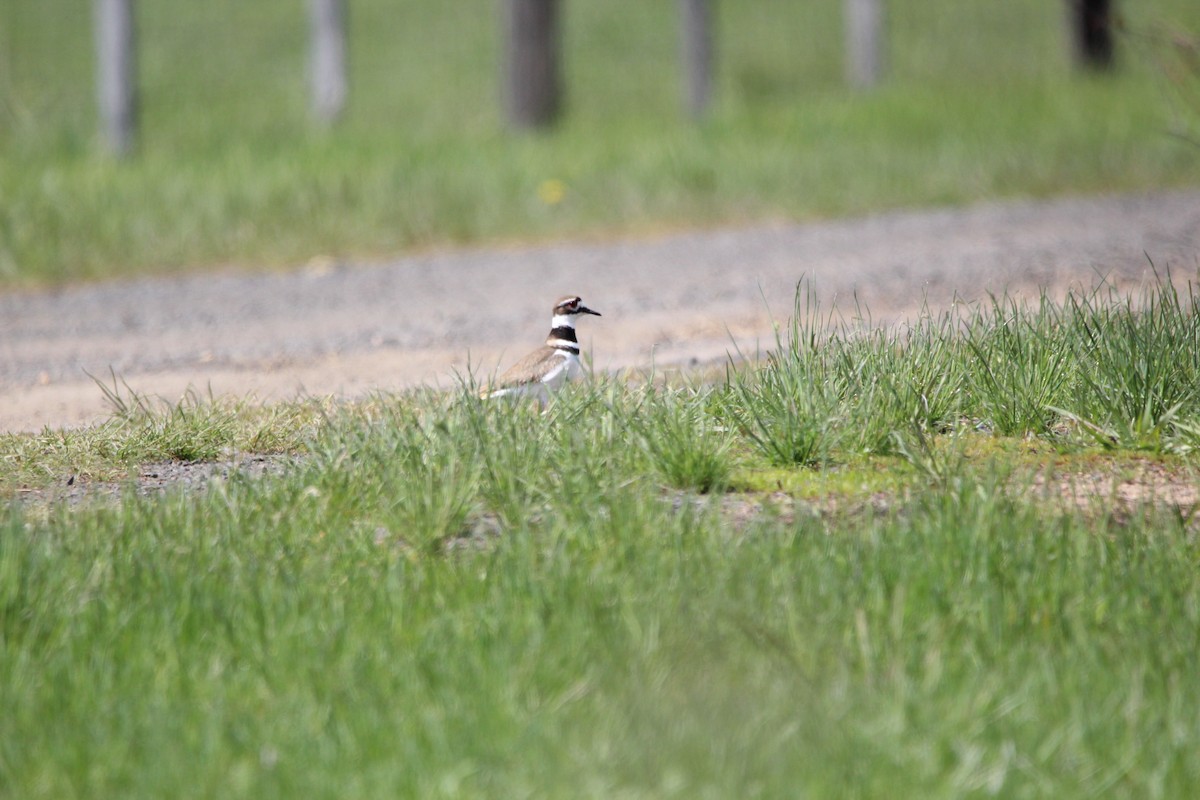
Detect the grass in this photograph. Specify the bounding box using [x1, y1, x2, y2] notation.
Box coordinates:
[2, 0, 1200, 284]
[0, 383, 326, 495]
[626, 384, 734, 493]
[3, 280, 1200, 797]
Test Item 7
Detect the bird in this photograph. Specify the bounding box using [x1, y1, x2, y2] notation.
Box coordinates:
[483, 295, 601, 403]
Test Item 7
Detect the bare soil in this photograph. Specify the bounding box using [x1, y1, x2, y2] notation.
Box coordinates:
[2, 190, 1198, 434]
[11, 455, 299, 509]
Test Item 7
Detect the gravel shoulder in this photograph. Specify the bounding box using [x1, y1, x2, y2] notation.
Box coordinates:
[2, 189, 1198, 433]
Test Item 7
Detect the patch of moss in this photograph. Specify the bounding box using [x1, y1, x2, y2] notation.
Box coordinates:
[729, 453, 915, 500]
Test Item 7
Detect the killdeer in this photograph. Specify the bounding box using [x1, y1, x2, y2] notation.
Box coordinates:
[484, 295, 601, 403]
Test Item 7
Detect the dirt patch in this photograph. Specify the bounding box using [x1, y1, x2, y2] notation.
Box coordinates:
[11, 455, 298, 509]
[11, 445, 1197, 534]
[714, 462, 1200, 530]
[1027, 460, 1200, 520]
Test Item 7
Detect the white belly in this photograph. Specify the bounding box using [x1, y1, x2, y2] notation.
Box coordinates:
[487, 351, 581, 402]
[541, 352, 582, 389]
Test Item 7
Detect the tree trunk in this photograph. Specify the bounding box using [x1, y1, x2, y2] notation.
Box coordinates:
[310, 0, 348, 123]
[1068, 0, 1115, 70]
[503, 0, 561, 129]
[845, 0, 885, 89]
[93, 0, 137, 156]
[680, 0, 714, 119]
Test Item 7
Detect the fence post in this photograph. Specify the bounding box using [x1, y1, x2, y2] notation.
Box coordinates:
[679, 0, 714, 119]
[503, 0, 561, 129]
[93, 0, 138, 156]
[1067, 0, 1115, 70]
[310, 0, 348, 123]
[845, 0, 885, 89]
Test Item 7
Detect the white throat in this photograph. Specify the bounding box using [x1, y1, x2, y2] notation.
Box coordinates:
[550, 313, 577, 330]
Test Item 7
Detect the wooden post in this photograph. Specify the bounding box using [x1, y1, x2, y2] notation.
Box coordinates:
[93, 0, 137, 156]
[310, 0, 348, 123]
[1068, 0, 1115, 70]
[679, 0, 714, 119]
[845, 0, 885, 89]
[503, 0, 561, 130]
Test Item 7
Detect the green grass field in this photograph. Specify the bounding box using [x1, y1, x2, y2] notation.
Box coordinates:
[3, 281, 1200, 797]
[5, 3, 1200, 794]
[2, 0, 1199, 284]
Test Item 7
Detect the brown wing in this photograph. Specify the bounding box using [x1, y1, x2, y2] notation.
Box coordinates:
[494, 346, 560, 388]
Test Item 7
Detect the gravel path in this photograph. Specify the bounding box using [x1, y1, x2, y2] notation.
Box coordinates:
[2, 189, 1198, 433]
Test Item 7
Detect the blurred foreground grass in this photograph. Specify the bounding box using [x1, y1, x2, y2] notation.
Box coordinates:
[2, 0, 1199, 284]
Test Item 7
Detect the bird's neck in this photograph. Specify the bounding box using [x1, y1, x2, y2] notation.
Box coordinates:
[546, 314, 579, 352]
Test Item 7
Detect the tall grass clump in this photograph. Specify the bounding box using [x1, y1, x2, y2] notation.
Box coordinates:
[833, 303, 967, 450]
[726, 275, 1200, 460]
[306, 389, 557, 548]
[965, 292, 1074, 435]
[458, 391, 559, 529]
[721, 287, 842, 466]
[1061, 275, 1200, 449]
[96, 381, 278, 463]
[460, 378, 652, 526]
[307, 395, 484, 552]
[722, 288, 968, 465]
[297, 378, 674, 550]
[0, 383, 324, 493]
[621, 385, 733, 493]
